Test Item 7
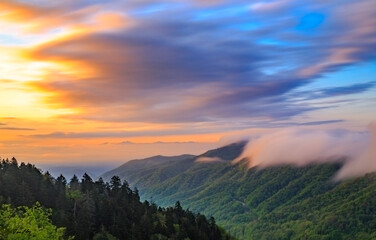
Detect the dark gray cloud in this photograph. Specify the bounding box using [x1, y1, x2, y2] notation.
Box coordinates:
[293, 82, 376, 101]
[27, 127, 223, 139]
[0, 127, 35, 131]
[319, 82, 376, 97]
[297, 120, 344, 126]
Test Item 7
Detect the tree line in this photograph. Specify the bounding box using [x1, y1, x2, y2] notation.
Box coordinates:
[0, 157, 233, 240]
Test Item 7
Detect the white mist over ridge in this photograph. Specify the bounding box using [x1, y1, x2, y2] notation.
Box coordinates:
[335, 122, 376, 180]
[195, 157, 224, 163]
[233, 122, 376, 180]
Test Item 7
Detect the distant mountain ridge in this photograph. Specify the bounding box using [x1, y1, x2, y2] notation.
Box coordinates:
[102, 142, 376, 240]
[195, 141, 247, 161]
[101, 154, 195, 185]
[101, 142, 247, 185]
[41, 165, 111, 180]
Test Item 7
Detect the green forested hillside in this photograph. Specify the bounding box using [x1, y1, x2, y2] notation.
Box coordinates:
[103, 143, 376, 240]
[0, 157, 233, 240]
[101, 155, 196, 187]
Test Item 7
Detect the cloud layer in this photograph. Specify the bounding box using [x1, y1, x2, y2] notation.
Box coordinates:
[235, 123, 376, 180]
[12, 0, 375, 126]
[0, 0, 375, 165]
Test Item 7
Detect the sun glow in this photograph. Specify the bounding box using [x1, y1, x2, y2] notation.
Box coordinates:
[0, 0, 374, 166]
[0, 46, 76, 119]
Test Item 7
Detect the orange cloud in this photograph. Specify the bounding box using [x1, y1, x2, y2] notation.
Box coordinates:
[0, 0, 131, 36]
[0, 0, 47, 22]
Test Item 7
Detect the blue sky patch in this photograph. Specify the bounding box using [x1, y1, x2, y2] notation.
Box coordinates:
[297, 13, 325, 31]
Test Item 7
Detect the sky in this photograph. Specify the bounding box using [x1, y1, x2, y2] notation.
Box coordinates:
[0, 0, 375, 167]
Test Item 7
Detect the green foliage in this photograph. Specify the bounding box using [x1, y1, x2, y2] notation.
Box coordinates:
[0, 202, 70, 240]
[101, 143, 376, 240]
[0, 157, 232, 240]
[93, 228, 118, 240]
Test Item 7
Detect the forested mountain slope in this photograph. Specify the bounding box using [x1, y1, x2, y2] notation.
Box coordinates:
[103, 143, 376, 240]
[0, 158, 233, 240]
[101, 154, 195, 186]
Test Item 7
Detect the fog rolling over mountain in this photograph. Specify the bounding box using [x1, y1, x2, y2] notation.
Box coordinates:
[234, 124, 376, 180]
[103, 141, 376, 240]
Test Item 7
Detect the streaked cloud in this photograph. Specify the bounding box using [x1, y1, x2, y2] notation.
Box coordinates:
[19, 0, 374, 126]
[292, 82, 376, 101]
[0, 127, 35, 131]
[0, 0, 375, 165]
[113, 140, 198, 145]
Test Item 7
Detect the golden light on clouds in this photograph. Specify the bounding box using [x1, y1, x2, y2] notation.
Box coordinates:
[0, 6, 131, 120]
[0, 0, 375, 166]
[0, 46, 79, 119]
[0, 47, 37, 82]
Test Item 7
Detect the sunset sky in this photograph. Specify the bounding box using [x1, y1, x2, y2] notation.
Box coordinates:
[0, 0, 375, 166]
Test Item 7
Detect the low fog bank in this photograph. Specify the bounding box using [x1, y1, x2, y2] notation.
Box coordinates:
[234, 122, 376, 180]
[195, 157, 224, 163]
